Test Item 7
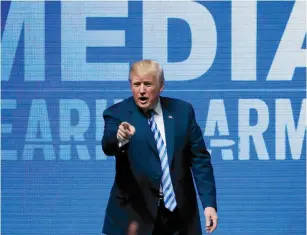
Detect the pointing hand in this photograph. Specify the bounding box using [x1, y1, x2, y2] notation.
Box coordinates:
[117, 122, 136, 142]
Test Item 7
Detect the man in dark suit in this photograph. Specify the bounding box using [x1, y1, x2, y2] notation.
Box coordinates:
[101, 60, 218, 235]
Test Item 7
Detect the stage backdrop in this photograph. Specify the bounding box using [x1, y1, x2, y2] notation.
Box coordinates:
[1, 1, 306, 234]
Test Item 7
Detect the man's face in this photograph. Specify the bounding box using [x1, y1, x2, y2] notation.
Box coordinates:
[130, 73, 164, 112]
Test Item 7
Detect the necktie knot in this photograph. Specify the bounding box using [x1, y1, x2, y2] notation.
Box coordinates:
[147, 110, 155, 119]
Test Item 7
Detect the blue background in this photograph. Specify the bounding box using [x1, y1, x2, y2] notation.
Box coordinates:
[1, 1, 306, 235]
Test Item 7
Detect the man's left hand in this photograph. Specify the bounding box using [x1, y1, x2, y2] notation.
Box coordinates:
[204, 207, 218, 233]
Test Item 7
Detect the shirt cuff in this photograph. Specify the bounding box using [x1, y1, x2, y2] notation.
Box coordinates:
[118, 139, 129, 148]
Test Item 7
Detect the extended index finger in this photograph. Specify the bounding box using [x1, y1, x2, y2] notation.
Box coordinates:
[121, 122, 135, 135]
[121, 122, 131, 129]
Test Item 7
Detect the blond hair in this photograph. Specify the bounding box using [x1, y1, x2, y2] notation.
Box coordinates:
[129, 60, 165, 86]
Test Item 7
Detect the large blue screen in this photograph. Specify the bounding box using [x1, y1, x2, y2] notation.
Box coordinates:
[1, 1, 306, 235]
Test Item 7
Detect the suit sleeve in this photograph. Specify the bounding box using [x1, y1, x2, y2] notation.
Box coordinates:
[187, 104, 217, 211]
[101, 108, 123, 156]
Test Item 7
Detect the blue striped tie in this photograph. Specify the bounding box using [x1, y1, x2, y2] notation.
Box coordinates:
[148, 111, 177, 211]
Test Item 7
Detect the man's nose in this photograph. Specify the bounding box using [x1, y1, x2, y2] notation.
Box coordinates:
[140, 84, 145, 93]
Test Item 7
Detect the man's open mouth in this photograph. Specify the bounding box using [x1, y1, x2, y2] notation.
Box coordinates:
[139, 97, 148, 101]
[139, 97, 149, 104]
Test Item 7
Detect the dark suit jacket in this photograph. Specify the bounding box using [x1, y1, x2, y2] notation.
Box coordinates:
[101, 96, 217, 235]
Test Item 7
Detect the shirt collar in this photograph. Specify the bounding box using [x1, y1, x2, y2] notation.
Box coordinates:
[152, 98, 162, 116]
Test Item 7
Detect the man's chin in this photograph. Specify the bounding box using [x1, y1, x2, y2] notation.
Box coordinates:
[137, 102, 150, 111]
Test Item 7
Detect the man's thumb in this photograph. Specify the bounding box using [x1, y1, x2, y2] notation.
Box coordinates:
[128, 125, 136, 135]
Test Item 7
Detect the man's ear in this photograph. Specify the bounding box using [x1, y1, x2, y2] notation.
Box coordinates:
[159, 82, 164, 93]
[129, 80, 133, 91]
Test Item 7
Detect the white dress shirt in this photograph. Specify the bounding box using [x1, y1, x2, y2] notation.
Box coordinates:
[151, 98, 166, 145]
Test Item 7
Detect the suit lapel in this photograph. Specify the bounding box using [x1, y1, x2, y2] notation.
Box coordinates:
[161, 97, 175, 165]
[128, 98, 158, 156]
[127, 97, 175, 163]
